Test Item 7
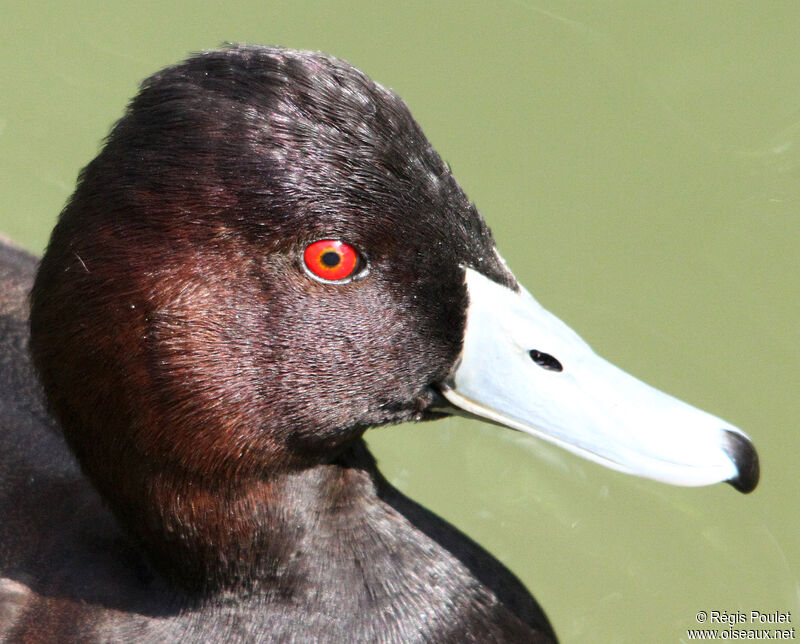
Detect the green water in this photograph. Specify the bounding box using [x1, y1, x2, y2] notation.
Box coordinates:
[2, 2, 797, 641]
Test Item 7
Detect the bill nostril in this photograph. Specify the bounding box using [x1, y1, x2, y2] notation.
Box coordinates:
[529, 350, 563, 372]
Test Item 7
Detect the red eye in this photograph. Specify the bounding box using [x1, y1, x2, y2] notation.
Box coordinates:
[303, 240, 361, 282]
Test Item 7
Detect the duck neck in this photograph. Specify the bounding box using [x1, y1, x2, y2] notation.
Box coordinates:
[108, 438, 384, 596]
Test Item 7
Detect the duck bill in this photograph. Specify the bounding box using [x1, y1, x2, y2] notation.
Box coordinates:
[438, 268, 759, 493]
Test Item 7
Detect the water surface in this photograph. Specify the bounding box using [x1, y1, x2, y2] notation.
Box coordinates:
[1, 3, 797, 641]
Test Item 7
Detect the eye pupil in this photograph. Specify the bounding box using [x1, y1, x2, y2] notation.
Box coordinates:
[321, 251, 341, 267]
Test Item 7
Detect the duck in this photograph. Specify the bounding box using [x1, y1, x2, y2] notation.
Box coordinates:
[0, 45, 758, 643]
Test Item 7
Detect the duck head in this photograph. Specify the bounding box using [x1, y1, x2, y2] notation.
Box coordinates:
[29, 46, 757, 587]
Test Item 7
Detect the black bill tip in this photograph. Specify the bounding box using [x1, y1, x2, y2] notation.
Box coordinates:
[722, 430, 760, 494]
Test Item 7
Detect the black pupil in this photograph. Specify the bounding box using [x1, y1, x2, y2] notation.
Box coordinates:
[529, 349, 563, 372]
[321, 251, 341, 268]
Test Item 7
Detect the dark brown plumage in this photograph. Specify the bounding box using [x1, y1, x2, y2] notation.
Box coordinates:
[0, 47, 555, 642]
